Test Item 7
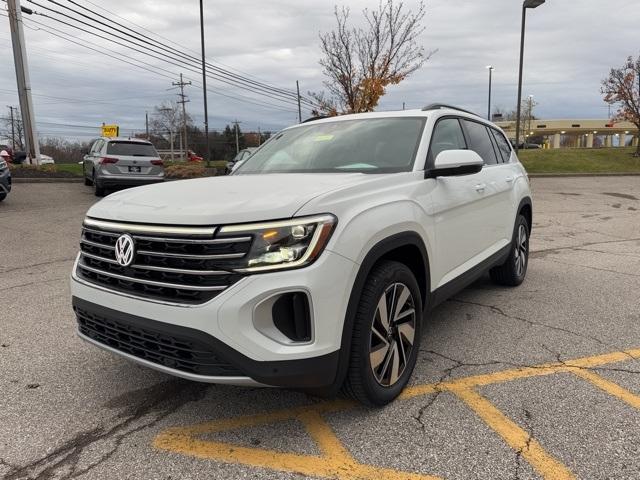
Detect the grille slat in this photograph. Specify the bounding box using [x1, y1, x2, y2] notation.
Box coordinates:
[76, 220, 252, 304]
[75, 306, 243, 375]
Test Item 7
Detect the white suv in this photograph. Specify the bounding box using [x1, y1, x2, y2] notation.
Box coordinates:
[71, 105, 532, 406]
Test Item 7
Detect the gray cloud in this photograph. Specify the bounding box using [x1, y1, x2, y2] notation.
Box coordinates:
[0, 0, 638, 141]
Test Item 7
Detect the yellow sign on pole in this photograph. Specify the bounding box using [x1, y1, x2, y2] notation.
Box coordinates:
[101, 124, 119, 137]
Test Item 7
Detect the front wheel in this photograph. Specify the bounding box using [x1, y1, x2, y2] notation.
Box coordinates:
[0, 192, 6, 202]
[93, 171, 105, 197]
[342, 261, 422, 406]
[490, 214, 529, 286]
[83, 163, 92, 186]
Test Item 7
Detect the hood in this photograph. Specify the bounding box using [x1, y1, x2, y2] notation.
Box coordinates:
[87, 173, 369, 225]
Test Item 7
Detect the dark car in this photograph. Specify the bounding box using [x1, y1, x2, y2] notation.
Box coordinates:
[226, 147, 256, 174]
[0, 154, 12, 202]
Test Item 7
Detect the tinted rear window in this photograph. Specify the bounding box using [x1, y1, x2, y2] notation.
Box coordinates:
[461, 120, 499, 165]
[106, 142, 157, 156]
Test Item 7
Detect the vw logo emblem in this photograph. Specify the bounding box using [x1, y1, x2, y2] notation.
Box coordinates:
[114, 234, 135, 267]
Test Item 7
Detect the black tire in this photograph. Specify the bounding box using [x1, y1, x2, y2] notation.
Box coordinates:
[83, 164, 92, 186]
[490, 214, 529, 286]
[342, 260, 423, 406]
[93, 171, 105, 197]
[0, 192, 6, 202]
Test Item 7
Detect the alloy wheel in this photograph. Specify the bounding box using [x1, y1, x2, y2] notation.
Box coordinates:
[514, 224, 528, 277]
[369, 282, 417, 387]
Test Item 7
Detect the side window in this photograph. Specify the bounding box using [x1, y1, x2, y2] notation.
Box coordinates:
[461, 120, 499, 165]
[91, 140, 103, 154]
[490, 128, 512, 163]
[428, 118, 467, 161]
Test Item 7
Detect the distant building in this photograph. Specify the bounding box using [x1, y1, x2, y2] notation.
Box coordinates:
[495, 119, 639, 149]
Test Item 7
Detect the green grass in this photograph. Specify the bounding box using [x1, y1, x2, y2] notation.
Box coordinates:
[519, 147, 640, 174]
[55, 163, 83, 176]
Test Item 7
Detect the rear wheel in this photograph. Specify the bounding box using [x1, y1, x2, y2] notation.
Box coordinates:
[490, 214, 529, 286]
[342, 261, 422, 406]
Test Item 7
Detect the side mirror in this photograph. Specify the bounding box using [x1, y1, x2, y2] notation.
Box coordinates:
[425, 150, 483, 178]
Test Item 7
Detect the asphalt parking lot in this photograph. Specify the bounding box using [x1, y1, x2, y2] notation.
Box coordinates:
[1, 177, 640, 480]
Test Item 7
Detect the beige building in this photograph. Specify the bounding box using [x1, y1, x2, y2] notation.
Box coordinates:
[495, 119, 639, 149]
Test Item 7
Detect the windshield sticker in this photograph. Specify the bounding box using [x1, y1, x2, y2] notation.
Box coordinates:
[313, 134, 334, 142]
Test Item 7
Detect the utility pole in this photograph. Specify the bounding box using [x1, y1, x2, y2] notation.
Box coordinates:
[296, 80, 302, 123]
[402, 102, 405, 110]
[173, 73, 191, 158]
[257, 126, 261, 146]
[232, 120, 241, 154]
[7, 106, 16, 149]
[199, 0, 210, 165]
[145, 111, 149, 139]
[7, 0, 40, 164]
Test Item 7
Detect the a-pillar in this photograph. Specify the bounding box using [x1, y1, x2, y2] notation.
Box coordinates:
[586, 133, 594, 148]
[552, 133, 561, 149]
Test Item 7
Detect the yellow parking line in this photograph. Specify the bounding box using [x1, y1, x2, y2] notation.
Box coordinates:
[154, 348, 640, 479]
[155, 405, 442, 479]
[450, 386, 575, 480]
[570, 368, 640, 410]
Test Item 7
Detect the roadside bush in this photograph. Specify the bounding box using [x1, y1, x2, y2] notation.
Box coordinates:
[165, 163, 211, 179]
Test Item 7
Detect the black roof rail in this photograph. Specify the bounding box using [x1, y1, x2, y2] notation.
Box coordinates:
[301, 115, 330, 123]
[421, 103, 479, 116]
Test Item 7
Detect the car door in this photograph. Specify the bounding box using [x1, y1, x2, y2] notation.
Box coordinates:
[459, 119, 509, 253]
[489, 127, 522, 242]
[84, 140, 101, 178]
[426, 116, 492, 288]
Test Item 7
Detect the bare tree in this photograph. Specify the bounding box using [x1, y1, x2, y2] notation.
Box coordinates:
[149, 101, 192, 158]
[312, 0, 433, 115]
[602, 55, 640, 156]
[1, 112, 24, 149]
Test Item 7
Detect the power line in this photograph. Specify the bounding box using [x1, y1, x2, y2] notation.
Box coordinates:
[26, 0, 317, 108]
[18, 17, 298, 113]
[67, 0, 305, 100]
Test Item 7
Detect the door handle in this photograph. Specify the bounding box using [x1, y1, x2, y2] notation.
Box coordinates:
[505, 176, 514, 183]
[474, 183, 486, 192]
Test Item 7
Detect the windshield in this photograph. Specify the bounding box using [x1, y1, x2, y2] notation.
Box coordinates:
[236, 117, 425, 174]
[106, 141, 157, 157]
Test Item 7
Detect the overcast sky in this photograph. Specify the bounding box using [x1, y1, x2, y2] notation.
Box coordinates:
[0, 0, 638, 140]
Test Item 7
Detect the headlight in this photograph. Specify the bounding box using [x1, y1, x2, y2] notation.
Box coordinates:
[219, 214, 337, 272]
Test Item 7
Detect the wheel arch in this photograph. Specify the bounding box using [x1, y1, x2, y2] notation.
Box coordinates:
[517, 196, 533, 231]
[328, 232, 431, 394]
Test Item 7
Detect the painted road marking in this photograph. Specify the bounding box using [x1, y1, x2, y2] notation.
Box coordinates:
[154, 348, 640, 480]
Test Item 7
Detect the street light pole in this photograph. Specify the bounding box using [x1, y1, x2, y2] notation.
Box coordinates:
[515, 0, 545, 153]
[486, 66, 494, 120]
[199, 0, 210, 165]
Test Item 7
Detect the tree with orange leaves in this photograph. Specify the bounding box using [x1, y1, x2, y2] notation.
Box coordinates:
[602, 55, 640, 156]
[312, 1, 434, 116]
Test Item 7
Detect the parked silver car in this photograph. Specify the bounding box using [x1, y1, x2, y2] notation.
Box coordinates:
[83, 138, 164, 196]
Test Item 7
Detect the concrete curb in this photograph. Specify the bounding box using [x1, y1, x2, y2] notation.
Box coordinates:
[528, 172, 640, 178]
[11, 177, 84, 183]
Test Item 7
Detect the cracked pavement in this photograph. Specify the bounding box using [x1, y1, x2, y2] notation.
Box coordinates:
[1, 178, 640, 479]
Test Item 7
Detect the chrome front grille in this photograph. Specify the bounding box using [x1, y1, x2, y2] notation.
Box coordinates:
[76, 219, 252, 304]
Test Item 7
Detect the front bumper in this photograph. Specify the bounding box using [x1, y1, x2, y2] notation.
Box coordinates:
[70, 249, 358, 388]
[0, 168, 11, 194]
